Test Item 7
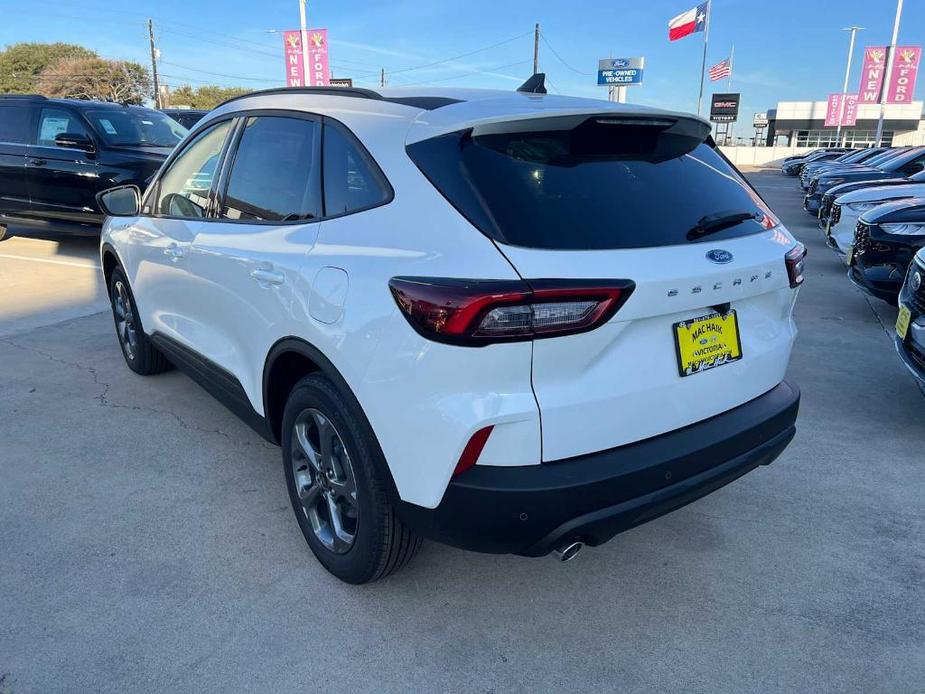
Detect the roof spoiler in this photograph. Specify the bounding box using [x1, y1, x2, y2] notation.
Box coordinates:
[516, 73, 547, 95]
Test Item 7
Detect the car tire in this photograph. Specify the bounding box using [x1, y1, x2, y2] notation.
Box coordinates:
[282, 374, 422, 584]
[108, 267, 171, 375]
[0, 224, 8, 242]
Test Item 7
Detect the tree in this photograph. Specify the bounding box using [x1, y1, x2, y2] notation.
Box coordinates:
[36, 56, 150, 104]
[167, 84, 252, 109]
[0, 42, 97, 93]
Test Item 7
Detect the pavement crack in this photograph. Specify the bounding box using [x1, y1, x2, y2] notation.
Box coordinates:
[0, 337, 274, 450]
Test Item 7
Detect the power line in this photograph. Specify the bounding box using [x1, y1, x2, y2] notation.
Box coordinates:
[386, 31, 532, 75]
[539, 31, 592, 76]
[398, 59, 532, 87]
[159, 60, 284, 83]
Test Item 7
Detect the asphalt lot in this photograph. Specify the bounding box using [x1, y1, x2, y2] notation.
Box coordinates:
[1, 170, 924, 693]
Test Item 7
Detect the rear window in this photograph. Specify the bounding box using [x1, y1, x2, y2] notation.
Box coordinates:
[407, 117, 772, 250]
[0, 104, 32, 144]
[85, 108, 186, 148]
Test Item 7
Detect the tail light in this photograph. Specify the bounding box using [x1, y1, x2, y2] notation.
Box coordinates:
[388, 277, 635, 346]
[785, 243, 807, 288]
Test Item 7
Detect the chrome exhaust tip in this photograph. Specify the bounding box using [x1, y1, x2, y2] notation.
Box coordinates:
[552, 541, 584, 562]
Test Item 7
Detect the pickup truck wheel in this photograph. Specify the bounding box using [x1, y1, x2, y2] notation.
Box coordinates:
[282, 374, 422, 584]
[108, 268, 171, 375]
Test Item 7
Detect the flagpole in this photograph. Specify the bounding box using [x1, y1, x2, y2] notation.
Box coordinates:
[697, 1, 711, 115]
[728, 43, 734, 91]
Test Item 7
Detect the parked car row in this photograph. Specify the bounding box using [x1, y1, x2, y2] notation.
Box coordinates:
[781, 146, 925, 386]
[0, 95, 204, 240]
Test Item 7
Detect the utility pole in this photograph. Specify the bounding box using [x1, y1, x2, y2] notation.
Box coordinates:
[533, 23, 540, 74]
[148, 19, 160, 108]
[875, 0, 904, 146]
[299, 0, 310, 87]
[836, 26, 863, 147]
[380, 68, 385, 88]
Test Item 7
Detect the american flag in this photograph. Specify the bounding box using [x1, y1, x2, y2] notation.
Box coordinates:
[709, 58, 732, 81]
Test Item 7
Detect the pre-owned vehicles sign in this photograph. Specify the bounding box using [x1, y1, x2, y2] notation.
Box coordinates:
[710, 93, 740, 122]
[597, 57, 645, 86]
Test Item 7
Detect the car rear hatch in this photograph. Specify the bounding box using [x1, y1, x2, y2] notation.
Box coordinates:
[407, 104, 800, 461]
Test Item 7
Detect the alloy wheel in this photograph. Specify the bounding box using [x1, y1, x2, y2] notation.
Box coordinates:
[290, 408, 359, 554]
[112, 280, 138, 361]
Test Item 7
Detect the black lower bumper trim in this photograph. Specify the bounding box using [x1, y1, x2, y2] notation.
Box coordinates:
[848, 265, 902, 305]
[397, 381, 800, 556]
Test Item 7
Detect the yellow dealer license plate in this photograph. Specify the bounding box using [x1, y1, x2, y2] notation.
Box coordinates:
[896, 305, 912, 341]
[673, 311, 743, 377]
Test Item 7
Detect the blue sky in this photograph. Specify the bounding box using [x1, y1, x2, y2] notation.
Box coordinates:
[1, 0, 923, 126]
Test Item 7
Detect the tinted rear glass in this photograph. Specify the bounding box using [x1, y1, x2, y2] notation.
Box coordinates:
[407, 120, 772, 250]
[85, 108, 186, 147]
[0, 104, 32, 144]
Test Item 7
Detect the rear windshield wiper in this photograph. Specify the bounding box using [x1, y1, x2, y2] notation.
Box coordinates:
[686, 210, 760, 241]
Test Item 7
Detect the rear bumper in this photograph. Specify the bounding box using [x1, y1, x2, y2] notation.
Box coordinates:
[398, 380, 800, 556]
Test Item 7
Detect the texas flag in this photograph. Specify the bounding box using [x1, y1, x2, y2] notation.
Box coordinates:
[668, 2, 708, 41]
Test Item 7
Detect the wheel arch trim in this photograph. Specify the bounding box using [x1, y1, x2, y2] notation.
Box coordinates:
[262, 336, 401, 501]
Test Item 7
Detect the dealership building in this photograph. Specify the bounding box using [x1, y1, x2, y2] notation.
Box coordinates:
[765, 100, 925, 147]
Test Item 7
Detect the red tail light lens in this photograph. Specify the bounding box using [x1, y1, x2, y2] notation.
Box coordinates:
[785, 243, 807, 288]
[389, 277, 635, 346]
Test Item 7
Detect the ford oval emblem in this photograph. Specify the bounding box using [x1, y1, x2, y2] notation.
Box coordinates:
[706, 249, 734, 264]
[912, 271, 923, 292]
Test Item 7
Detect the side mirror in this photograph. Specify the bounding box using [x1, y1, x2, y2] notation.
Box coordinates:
[54, 132, 95, 152]
[97, 185, 141, 217]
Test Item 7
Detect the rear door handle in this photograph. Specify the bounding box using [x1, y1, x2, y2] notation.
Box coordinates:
[250, 268, 285, 286]
[28, 158, 47, 167]
[163, 244, 185, 261]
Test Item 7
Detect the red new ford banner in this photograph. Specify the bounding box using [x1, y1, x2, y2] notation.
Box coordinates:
[306, 29, 330, 87]
[282, 30, 305, 87]
[859, 46, 887, 103]
[887, 46, 922, 104]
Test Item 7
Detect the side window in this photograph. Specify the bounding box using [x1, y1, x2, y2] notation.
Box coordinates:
[36, 108, 89, 147]
[220, 116, 321, 223]
[323, 119, 391, 216]
[0, 104, 32, 144]
[900, 154, 925, 176]
[155, 120, 232, 218]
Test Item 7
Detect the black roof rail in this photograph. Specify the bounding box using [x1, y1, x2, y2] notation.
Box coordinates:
[216, 86, 383, 108]
[516, 73, 547, 94]
[0, 93, 47, 100]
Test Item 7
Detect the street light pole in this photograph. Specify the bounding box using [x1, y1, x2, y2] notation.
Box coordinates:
[299, 0, 310, 87]
[875, 0, 904, 146]
[836, 26, 863, 147]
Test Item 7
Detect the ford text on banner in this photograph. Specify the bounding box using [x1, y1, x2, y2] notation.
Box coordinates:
[282, 30, 305, 87]
[859, 47, 887, 103]
[887, 46, 922, 104]
[307, 29, 330, 87]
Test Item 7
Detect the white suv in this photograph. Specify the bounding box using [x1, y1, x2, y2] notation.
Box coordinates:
[98, 81, 803, 583]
